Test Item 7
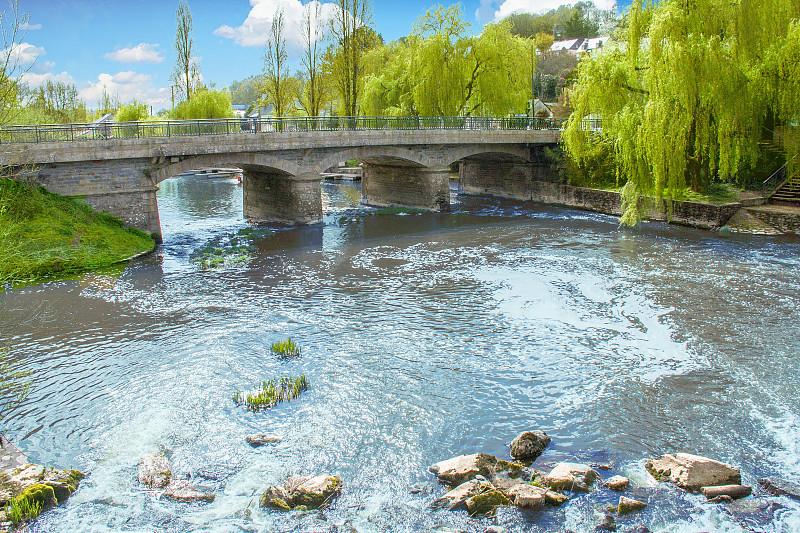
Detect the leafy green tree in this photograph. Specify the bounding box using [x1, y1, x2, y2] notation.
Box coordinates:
[563, 0, 800, 225]
[0, 0, 31, 126]
[26, 81, 87, 123]
[229, 75, 263, 106]
[326, 0, 379, 116]
[116, 100, 149, 122]
[171, 88, 233, 119]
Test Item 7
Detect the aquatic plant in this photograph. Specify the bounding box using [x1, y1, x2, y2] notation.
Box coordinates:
[336, 206, 426, 225]
[270, 338, 301, 358]
[189, 227, 272, 270]
[232, 375, 309, 412]
[5, 496, 42, 523]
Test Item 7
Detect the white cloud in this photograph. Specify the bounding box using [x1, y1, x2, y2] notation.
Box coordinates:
[19, 71, 75, 87]
[493, 0, 618, 20]
[79, 71, 170, 108]
[5, 42, 46, 65]
[214, 0, 337, 54]
[105, 43, 165, 63]
[19, 23, 42, 30]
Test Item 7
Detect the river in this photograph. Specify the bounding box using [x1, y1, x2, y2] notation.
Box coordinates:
[1, 174, 799, 532]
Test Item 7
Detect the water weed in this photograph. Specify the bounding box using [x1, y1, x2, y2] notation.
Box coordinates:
[271, 338, 301, 358]
[189, 227, 272, 270]
[232, 375, 309, 412]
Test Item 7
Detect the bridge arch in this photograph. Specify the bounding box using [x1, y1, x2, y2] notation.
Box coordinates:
[152, 152, 304, 184]
[313, 145, 435, 173]
[441, 145, 532, 168]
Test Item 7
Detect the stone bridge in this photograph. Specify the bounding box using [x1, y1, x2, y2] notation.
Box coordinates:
[1, 127, 560, 241]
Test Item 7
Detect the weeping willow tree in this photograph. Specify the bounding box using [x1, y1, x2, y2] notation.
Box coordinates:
[563, 0, 800, 225]
[361, 4, 533, 117]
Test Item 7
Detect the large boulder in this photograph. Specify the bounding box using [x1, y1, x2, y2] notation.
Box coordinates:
[260, 474, 342, 511]
[429, 454, 498, 486]
[645, 453, 741, 492]
[543, 462, 599, 492]
[509, 431, 550, 461]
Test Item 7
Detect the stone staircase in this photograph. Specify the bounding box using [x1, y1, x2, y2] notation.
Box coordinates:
[769, 174, 800, 206]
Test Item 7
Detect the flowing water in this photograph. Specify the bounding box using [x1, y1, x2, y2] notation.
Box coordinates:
[1, 174, 800, 533]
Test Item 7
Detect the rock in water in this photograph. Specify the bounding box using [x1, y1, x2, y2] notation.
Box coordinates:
[434, 479, 494, 510]
[429, 454, 498, 486]
[465, 490, 509, 516]
[506, 483, 546, 509]
[138, 453, 172, 489]
[245, 434, 283, 447]
[700, 484, 751, 500]
[604, 475, 630, 491]
[645, 453, 740, 492]
[594, 513, 616, 531]
[617, 495, 647, 515]
[509, 431, 550, 461]
[758, 478, 800, 500]
[260, 474, 342, 510]
[543, 462, 600, 492]
[163, 480, 216, 503]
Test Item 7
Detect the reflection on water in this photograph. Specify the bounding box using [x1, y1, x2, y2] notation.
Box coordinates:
[0, 174, 799, 532]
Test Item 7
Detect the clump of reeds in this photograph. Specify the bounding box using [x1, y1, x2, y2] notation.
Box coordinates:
[232, 375, 309, 412]
[271, 338, 301, 358]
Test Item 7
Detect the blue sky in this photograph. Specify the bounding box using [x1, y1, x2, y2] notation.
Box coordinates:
[10, 0, 624, 112]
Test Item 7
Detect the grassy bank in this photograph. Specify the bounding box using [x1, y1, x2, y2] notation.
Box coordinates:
[0, 179, 155, 286]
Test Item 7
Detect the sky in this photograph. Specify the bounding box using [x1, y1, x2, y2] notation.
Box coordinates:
[7, 0, 626, 112]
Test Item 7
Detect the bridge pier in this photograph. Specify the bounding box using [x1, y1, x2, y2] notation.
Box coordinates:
[458, 147, 558, 200]
[30, 159, 163, 242]
[362, 164, 451, 211]
[242, 169, 322, 225]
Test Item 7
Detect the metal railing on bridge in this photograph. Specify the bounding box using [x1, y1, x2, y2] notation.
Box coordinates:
[0, 116, 569, 145]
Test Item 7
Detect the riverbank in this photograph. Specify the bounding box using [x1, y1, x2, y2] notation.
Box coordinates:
[523, 181, 798, 234]
[0, 179, 155, 287]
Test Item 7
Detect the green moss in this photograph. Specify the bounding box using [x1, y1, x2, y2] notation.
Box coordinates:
[466, 489, 509, 516]
[0, 179, 155, 287]
[495, 460, 523, 478]
[267, 497, 291, 511]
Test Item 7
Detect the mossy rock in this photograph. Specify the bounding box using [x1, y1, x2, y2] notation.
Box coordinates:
[265, 497, 291, 511]
[7, 483, 57, 522]
[495, 460, 524, 479]
[465, 489, 510, 516]
[47, 470, 84, 504]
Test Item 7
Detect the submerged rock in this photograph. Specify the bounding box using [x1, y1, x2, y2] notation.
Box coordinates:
[617, 495, 647, 515]
[260, 474, 342, 511]
[594, 513, 616, 531]
[544, 489, 569, 506]
[509, 431, 550, 461]
[245, 434, 283, 447]
[758, 478, 800, 500]
[645, 453, 740, 492]
[543, 462, 600, 492]
[138, 453, 172, 489]
[429, 454, 498, 486]
[137, 453, 215, 503]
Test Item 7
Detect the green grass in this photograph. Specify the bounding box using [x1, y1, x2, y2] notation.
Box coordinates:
[270, 338, 301, 358]
[5, 495, 42, 523]
[663, 183, 741, 204]
[232, 375, 309, 412]
[0, 179, 155, 287]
